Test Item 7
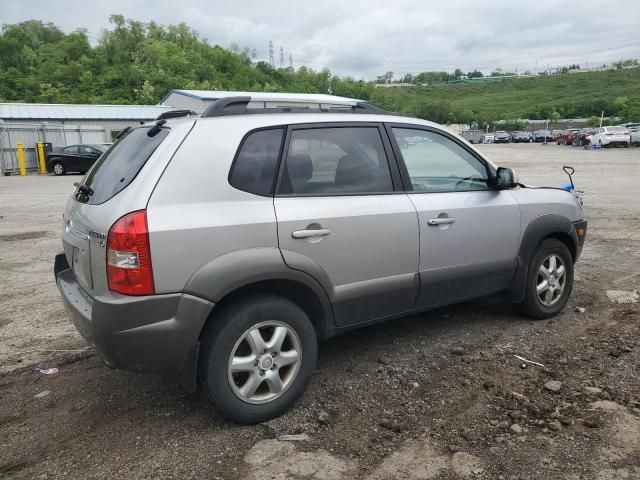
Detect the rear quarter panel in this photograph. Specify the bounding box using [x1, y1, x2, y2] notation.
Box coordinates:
[147, 118, 279, 294]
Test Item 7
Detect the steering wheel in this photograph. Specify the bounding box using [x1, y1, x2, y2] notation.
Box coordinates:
[455, 175, 482, 189]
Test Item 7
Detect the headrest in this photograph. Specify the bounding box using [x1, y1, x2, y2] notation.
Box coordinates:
[287, 153, 313, 183]
[335, 155, 374, 186]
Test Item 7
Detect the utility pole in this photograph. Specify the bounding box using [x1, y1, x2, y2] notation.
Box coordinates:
[288, 54, 293, 69]
[268, 41, 274, 67]
[279, 47, 284, 68]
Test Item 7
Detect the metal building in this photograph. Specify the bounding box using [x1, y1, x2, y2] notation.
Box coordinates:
[0, 103, 172, 141]
[0, 103, 172, 174]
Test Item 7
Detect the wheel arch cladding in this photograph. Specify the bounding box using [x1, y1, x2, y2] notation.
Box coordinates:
[508, 214, 578, 302]
[184, 247, 335, 340]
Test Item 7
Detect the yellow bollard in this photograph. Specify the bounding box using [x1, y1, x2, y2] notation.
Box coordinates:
[37, 142, 47, 174]
[17, 143, 26, 176]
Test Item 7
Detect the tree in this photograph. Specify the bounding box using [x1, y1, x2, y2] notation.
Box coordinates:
[376, 71, 394, 84]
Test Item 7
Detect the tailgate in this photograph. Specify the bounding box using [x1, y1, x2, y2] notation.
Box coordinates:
[63, 219, 93, 290]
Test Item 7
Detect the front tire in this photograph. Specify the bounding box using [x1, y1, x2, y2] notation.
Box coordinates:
[52, 162, 65, 176]
[520, 239, 574, 319]
[199, 294, 318, 424]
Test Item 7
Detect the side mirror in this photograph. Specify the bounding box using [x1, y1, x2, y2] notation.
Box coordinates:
[496, 167, 519, 189]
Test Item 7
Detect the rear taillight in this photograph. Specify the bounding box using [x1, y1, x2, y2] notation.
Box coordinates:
[106, 210, 155, 295]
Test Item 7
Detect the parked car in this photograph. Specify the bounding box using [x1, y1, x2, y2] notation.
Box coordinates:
[551, 129, 564, 141]
[54, 93, 587, 424]
[512, 131, 532, 143]
[46, 144, 109, 175]
[493, 131, 511, 143]
[460, 129, 484, 144]
[484, 133, 495, 143]
[557, 129, 581, 145]
[619, 123, 640, 146]
[578, 128, 597, 146]
[533, 130, 552, 142]
[589, 126, 630, 148]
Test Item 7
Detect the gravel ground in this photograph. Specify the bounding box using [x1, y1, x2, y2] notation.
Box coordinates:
[1, 143, 639, 480]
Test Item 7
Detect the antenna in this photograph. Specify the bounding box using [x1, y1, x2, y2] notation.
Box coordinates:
[268, 41, 274, 67]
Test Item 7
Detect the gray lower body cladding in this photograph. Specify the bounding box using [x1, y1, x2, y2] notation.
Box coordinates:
[55, 254, 213, 387]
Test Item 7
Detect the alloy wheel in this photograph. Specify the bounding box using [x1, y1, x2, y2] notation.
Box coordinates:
[536, 254, 567, 306]
[227, 321, 302, 404]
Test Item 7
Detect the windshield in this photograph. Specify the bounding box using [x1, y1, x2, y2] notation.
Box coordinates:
[607, 126, 626, 132]
[76, 127, 169, 205]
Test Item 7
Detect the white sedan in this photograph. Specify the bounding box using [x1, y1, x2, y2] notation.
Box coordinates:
[589, 126, 630, 148]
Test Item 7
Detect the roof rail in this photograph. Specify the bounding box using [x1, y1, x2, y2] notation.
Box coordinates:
[200, 96, 390, 118]
[155, 109, 198, 120]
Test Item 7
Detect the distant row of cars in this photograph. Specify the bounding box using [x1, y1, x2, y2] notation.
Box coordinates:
[462, 123, 640, 147]
[556, 124, 640, 147]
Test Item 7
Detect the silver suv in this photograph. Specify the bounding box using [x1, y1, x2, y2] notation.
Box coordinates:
[55, 93, 587, 423]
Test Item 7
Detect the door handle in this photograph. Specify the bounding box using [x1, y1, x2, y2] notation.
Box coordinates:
[428, 217, 456, 226]
[292, 228, 331, 239]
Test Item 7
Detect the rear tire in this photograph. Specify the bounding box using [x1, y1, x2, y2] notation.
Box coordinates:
[199, 294, 318, 424]
[52, 162, 65, 176]
[519, 239, 574, 319]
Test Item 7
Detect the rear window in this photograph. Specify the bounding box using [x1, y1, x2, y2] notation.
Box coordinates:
[77, 127, 169, 204]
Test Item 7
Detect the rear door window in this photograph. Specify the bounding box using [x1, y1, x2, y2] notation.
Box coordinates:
[278, 127, 393, 195]
[77, 127, 169, 204]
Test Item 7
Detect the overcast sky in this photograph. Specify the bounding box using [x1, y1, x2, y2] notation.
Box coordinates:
[3, 0, 639, 79]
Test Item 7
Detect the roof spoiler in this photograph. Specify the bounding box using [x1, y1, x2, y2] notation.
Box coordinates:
[155, 109, 198, 120]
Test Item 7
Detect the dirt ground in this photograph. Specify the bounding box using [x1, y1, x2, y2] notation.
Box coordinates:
[1, 143, 639, 480]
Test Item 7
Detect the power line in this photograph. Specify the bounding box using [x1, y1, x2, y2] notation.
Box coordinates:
[268, 40, 274, 67]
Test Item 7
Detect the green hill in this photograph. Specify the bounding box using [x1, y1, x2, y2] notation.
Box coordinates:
[368, 68, 640, 124]
[1, 17, 638, 125]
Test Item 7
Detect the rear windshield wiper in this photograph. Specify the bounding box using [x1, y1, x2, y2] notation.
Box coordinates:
[147, 119, 167, 137]
[73, 182, 94, 197]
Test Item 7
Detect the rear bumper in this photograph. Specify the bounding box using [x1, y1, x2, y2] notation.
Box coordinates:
[602, 139, 629, 146]
[55, 253, 214, 389]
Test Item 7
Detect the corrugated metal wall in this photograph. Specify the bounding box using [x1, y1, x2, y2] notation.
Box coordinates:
[0, 123, 106, 174]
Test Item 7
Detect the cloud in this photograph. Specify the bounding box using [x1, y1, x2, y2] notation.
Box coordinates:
[2, 0, 639, 78]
